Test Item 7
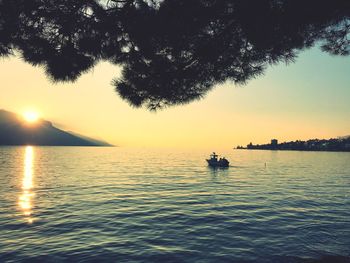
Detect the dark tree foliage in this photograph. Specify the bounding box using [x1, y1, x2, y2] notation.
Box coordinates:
[0, 0, 349, 110]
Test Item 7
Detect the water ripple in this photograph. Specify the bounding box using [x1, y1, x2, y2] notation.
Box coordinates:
[0, 147, 349, 262]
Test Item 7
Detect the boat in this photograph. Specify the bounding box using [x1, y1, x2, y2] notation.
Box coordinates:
[206, 152, 229, 168]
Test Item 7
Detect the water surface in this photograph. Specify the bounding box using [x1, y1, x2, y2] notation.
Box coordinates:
[0, 147, 349, 262]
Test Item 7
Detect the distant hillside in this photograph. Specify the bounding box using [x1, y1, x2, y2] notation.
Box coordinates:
[237, 137, 350, 152]
[67, 131, 113, 147]
[0, 109, 112, 146]
[338, 135, 350, 140]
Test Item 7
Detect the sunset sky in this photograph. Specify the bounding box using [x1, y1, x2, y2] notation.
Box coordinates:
[1, 46, 349, 149]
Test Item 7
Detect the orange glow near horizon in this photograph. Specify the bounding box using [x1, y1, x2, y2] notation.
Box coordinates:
[0, 49, 349, 148]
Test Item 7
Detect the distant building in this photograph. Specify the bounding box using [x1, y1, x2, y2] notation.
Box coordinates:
[271, 139, 278, 146]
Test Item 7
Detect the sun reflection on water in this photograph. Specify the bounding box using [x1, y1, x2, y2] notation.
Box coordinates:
[19, 146, 35, 224]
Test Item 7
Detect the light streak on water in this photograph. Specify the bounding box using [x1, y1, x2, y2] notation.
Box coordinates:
[19, 146, 35, 224]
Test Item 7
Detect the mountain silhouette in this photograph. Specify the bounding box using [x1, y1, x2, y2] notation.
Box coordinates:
[0, 109, 112, 146]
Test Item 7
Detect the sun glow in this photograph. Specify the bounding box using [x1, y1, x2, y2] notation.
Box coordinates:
[23, 111, 40, 123]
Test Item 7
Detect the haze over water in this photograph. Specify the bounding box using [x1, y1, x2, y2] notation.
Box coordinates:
[0, 146, 349, 262]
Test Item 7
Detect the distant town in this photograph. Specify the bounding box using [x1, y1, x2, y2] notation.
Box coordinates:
[236, 137, 350, 152]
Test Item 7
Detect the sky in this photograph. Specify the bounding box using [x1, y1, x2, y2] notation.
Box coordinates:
[1, 46, 349, 149]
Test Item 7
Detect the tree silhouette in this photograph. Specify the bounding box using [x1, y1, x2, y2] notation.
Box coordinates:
[1, 0, 349, 110]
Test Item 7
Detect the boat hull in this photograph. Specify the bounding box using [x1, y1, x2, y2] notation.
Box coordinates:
[206, 159, 229, 168]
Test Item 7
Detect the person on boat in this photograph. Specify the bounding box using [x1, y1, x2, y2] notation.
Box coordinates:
[221, 157, 229, 165]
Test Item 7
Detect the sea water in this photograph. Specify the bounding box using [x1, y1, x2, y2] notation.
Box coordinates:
[0, 147, 349, 262]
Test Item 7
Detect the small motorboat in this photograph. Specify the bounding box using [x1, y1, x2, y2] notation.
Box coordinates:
[206, 152, 229, 168]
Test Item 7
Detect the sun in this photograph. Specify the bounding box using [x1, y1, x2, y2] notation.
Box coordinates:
[23, 111, 40, 123]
